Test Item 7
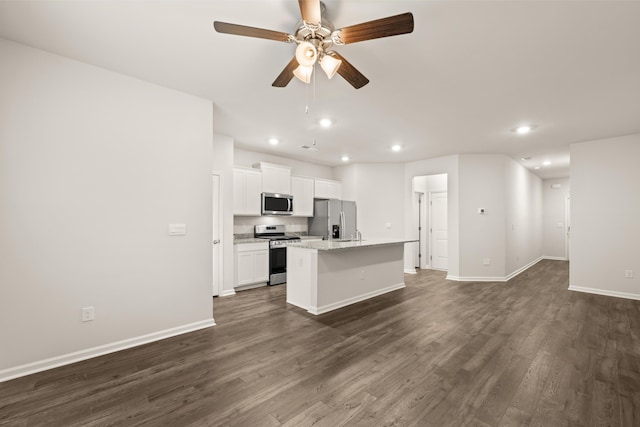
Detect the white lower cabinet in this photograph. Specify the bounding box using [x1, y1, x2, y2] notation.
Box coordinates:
[235, 242, 269, 288]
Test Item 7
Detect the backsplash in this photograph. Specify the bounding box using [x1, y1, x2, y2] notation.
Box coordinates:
[234, 216, 308, 235]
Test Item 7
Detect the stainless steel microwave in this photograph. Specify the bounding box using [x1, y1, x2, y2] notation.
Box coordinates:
[262, 193, 293, 216]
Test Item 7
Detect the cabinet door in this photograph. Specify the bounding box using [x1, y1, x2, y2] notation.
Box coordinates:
[329, 182, 342, 199]
[253, 250, 269, 282]
[314, 179, 342, 199]
[262, 165, 291, 194]
[314, 179, 329, 198]
[244, 171, 262, 215]
[236, 252, 255, 286]
[292, 176, 314, 217]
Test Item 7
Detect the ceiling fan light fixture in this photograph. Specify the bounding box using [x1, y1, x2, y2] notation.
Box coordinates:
[320, 53, 342, 79]
[295, 41, 318, 67]
[293, 64, 313, 83]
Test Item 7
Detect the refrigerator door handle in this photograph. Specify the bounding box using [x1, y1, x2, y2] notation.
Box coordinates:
[340, 211, 345, 239]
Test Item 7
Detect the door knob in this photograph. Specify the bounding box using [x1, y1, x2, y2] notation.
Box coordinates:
[213, 240, 220, 244]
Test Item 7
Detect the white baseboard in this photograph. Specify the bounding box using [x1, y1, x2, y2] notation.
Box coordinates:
[404, 268, 417, 275]
[309, 282, 405, 315]
[220, 289, 237, 297]
[0, 319, 215, 383]
[568, 286, 640, 301]
[543, 256, 568, 261]
[504, 256, 544, 281]
[446, 257, 544, 282]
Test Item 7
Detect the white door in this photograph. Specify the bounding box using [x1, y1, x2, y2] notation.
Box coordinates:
[565, 195, 571, 260]
[430, 192, 448, 270]
[212, 174, 222, 296]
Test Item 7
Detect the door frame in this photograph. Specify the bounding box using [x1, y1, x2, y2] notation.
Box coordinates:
[212, 172, 223, 297]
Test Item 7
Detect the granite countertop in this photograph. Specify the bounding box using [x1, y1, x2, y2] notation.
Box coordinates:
[288, 238, 418, 251]
[234, 238, 268, 245]
[234, 234, 323, 244]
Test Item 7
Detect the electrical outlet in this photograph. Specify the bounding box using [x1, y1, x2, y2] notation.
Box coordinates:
[625, 270, 634, 279]
[82, 306, 95, 322]
[360, 270, 365, 280]
[483, 258, 491, 266]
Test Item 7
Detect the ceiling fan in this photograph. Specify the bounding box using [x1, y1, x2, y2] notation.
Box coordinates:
[213, 0, 414, 89]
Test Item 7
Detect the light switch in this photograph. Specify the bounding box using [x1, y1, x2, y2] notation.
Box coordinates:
[169, 224, 186, 236]
[385, 222, 392, 229]
[556, 222, 564, 228]
[478, 208, 485, 215]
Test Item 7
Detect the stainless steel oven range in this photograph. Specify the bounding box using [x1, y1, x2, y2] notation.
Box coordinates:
[254, 224, 301, 285]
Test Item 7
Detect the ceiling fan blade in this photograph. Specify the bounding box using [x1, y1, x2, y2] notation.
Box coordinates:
[213, 21, 291, 42]
[298, 0, 322, 26]
[334, 12, 414, 45]
[272, 57, 299, 87]
[332, 53, 369, 89]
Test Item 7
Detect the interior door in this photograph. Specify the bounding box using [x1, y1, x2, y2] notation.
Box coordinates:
[565, 195, 571, 260]
[430, 192, 448, 270]
[212, 173, 222, 296]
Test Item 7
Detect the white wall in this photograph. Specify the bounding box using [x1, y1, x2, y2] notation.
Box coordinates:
[458, 155, 507, 279]
[0, 40, 214, 380]
[542, 177, 570, 259]
[504, 158, 543, 274]
[404, 155, 460, 277]
[569, 134, 640, 299]
[234, 148, 334, 179]
[334, 163, 405, 240]
[455, 154, 543, 280]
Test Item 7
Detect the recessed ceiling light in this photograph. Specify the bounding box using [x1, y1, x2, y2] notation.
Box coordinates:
[534, 166, 541, 170]
[268, 138, 279, 145]
[521, 157, 532, 161]
[391, 144, 402, 152]
[319, 118, 332, 128]
[341, 155, 349, 162]
[513, 124, 536, 135]
[542, 160, 551, 166]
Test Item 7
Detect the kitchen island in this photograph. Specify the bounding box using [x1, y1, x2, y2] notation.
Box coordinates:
[286, 238, 417, 315]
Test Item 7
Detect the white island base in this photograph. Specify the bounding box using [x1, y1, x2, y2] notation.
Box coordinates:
[286, 241, 408, 315]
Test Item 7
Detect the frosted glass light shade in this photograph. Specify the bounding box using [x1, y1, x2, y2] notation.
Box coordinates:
[293, 65, 313, 83]
[295, 41, 318, 67]
[320, 54, 342, 79]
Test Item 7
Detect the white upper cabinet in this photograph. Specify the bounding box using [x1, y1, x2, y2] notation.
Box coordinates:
[256, 162, 291, 195]
[314, 178, 342, 199]
[233, 167, 262, 216]
[291, 176, 314, 217]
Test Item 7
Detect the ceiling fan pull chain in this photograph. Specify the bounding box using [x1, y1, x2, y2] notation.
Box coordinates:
[305, 76, 310, 114]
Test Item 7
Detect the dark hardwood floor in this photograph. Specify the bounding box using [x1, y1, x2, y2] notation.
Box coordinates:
[2, 260, 640, 426]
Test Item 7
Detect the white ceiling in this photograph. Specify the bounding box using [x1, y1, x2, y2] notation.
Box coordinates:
[1, 1, 639, 179]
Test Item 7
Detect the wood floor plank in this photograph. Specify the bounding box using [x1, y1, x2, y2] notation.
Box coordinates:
[1, 260, 639, 426]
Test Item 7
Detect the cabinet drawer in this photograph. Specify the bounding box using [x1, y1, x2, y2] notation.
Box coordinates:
[235, 242, 269, 252]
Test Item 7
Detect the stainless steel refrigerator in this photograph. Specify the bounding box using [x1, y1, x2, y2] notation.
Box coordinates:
[308, 199, 357, 240]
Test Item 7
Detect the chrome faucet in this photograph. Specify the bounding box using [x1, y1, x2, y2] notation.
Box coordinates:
[356, 230, 362, 242]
